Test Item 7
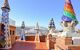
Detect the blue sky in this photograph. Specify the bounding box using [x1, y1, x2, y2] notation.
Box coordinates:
[0, 0, 80, 30]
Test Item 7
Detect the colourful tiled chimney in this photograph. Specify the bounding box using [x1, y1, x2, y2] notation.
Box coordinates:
[62, 0, 78, 24]
[48, 18, 55, 30]
[1, 0, 11, 49]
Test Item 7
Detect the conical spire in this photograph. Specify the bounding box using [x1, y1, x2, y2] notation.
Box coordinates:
[35, 22, 40, 43]
[62, 0, 78, 24]
[48, 18, 55, 29]
[1, 0, 10, 10]
[21, 21, 25, 29]
[35, 22, 39, 30]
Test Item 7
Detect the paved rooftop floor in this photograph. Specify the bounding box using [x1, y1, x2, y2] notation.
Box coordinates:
[9, 41, 49, 50]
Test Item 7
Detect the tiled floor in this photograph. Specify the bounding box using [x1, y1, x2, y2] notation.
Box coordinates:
[9, 41, 49, 50]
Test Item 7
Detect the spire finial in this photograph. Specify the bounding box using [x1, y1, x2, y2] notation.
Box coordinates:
[35, 22, 39, 30]
[1, 0, 10, 10]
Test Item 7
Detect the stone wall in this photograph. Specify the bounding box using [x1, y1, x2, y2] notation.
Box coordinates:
[55, 37, 80, 50]
[0, 23, 16, 46]
[16, 35, 47, 42]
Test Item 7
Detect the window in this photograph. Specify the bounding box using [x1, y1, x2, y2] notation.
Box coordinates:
[13, 31, 15, 35]
[10, 30, 11, 35]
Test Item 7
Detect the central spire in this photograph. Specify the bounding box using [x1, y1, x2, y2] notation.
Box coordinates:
[1, 0, 10, 10]
[35, 22, 40, 48]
